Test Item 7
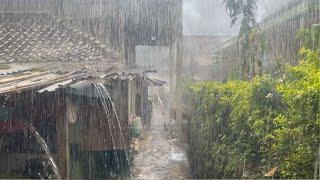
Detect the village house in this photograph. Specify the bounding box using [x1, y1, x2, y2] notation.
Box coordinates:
[0, 11, 153, 179]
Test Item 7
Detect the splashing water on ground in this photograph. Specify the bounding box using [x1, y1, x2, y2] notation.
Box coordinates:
[131, 103, 189, 180]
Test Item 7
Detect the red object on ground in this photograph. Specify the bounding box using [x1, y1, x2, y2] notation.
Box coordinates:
[0, 121, 26, 133]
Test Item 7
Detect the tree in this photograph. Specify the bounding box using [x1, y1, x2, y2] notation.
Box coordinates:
[223, 0, 258, 80]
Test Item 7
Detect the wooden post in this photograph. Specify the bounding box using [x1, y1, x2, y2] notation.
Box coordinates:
[56, 100, 69, 179]
[169, 41, 176, 92]
[175, 0, 183, 141]
[124, 33, 136, 68]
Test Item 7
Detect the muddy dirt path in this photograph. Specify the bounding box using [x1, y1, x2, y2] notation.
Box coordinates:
[131, 104, 189, 180]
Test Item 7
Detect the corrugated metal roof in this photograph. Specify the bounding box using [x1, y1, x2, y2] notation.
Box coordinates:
[38, 79, 74, 93]
[103, 72, 137, 81]
[0, 64, 142, 95]
[0, 64, 36, 76]
[146, 77, 166, 86]
[0, 65, 86, 95]
[67, 80, 101, 97]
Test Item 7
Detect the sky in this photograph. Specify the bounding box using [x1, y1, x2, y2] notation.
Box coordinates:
[183, 0, 294, 36]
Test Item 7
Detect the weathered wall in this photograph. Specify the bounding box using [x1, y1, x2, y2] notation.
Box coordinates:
[105, 78, 130, 148]
[182, 35, 232, 80]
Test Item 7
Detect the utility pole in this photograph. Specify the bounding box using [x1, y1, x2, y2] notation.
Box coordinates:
[175, 0, 183, 141]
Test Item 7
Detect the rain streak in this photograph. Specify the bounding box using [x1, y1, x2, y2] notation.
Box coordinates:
[0, 0, 319, 179]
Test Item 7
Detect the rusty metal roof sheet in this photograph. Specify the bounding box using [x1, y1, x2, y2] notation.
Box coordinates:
[0, 65, 86, 95]
[0, 64, 36, 76]
[103, 72, 137, 81]
[0, 62, 137, 95]
[146, 77, 166, 86]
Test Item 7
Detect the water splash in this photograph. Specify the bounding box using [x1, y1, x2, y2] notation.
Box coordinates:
[92, 82, 130, 172]
[92, 82, 117, 150]
[28, 127, 61, 179]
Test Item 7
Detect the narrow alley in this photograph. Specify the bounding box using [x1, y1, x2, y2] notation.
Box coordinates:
[0, 0, 319, 179]
[131, 104, 189, 180]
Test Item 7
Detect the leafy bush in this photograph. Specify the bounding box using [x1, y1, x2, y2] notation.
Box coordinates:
[274, 49, 319, 178]
[187, 49, 319, 179]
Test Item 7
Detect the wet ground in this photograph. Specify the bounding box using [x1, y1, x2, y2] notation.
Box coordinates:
[131, 104, 189, 180]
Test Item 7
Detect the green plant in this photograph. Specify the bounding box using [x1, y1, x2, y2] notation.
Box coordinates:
[223, 0, 258, 80]
[274, 49, 320, 178]
[297, 25, 320, 51]
[187, 48, 319, 179]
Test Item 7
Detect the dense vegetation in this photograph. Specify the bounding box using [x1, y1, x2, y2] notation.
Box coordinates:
[186, 30, 320, 178]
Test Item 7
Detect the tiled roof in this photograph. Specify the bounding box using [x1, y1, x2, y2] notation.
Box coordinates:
[0, 12, 119, 63]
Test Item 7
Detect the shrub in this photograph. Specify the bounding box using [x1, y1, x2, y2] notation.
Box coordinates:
[187, 49, 319, 179]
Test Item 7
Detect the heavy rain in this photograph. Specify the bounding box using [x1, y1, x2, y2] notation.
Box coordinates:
[0, 0, 319, 179]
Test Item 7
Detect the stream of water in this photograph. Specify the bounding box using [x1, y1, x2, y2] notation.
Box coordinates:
[92, 82, 131, 174]
[28, 127, 61, 179]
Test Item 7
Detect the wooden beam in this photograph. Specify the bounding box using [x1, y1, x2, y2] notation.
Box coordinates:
[56, 100, 69, 179]
[0, 72, 47, 84]
[0, 71, 80, 95]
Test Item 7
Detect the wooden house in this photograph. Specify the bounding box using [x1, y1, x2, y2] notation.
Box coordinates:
[0, 10, 152, 179]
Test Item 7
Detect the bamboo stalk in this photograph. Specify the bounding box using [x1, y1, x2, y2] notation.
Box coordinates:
[0, 71, 80, 95]
[0, 72, 47, 84]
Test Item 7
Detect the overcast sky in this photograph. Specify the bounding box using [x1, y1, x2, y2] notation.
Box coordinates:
[183, 0, 294, 36]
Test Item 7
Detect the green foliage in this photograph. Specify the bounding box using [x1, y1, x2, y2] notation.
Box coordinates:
[223, 0, 257, 35]
[223, 0, 259, 80]
[297, 25, 320, 51]
[187, 49, 320, 179]
[275, 49, 320, 178]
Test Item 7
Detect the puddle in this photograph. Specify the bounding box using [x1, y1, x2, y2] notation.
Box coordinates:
[171, 152, 187, 162]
